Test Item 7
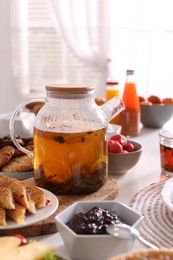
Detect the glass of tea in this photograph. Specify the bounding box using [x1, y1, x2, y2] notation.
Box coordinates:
[159, 130, 173, 177]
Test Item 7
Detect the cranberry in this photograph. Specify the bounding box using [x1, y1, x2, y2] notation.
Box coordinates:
[108, 139, 123, 153]
[123, 142, 135, 152]
[110, 134, 127, 147]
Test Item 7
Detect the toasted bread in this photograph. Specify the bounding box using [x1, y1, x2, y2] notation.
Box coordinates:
[1, 154, 33, 173]
[0, 174, 49, 225]
[0, 146, 15, 168]
[0, 187, 15, 209]
[0, 174, 36, 213]
[109, 248, 173, 259]
[0, 206, 6, 226]
[26, 185, 47, 209]
[7, 202, 26, 224]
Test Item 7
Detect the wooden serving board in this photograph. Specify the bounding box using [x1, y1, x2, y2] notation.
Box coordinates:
[0, 176, 118, 237]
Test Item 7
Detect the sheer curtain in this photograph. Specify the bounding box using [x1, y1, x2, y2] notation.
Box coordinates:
[11, 0, 29, 95]
[47, 0, 173, 98]
[47, 0, 112, 97]
[0, 0, 28, 113]
[7, 0, 173, 103]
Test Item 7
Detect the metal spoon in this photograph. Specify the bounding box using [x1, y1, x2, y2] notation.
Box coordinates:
[106, 223, 158, 250]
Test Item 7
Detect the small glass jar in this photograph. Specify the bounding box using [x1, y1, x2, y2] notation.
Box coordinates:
[106, 80, 120, 124]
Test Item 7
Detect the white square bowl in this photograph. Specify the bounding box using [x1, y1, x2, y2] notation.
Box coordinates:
[55, 201, 143, 260]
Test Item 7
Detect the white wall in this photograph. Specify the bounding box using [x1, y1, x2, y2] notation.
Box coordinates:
[0, 0, 23, 114]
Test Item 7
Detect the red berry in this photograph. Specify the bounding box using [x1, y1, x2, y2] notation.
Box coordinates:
[121, 150, 129, 154]
[108, 139, 123, 153]
[108, 140, 115, 152]
[110, 134, 127, 147]
[123, 142, 135, 152]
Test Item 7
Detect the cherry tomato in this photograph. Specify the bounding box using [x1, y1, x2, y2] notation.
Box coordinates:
[108, 139, 123, 153]
[13, 234, 28, 246]
[110, 134, 127, 147]
[123, 142, 135, 152]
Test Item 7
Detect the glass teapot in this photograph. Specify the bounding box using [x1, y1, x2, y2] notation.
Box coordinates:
[9, 84, 124, 194]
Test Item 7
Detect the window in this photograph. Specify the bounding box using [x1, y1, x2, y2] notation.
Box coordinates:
[17, 0, 100, 94]
[12, 0, 173, 98]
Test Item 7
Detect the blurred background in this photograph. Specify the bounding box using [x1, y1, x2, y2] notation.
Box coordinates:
[0, 0, 173, 113]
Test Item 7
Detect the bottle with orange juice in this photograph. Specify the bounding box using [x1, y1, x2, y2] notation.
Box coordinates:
[120, 70, 140, 136]
[106, 79, 120, 124]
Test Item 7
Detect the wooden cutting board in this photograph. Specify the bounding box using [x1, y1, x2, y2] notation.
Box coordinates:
[0, 176, 118, 237]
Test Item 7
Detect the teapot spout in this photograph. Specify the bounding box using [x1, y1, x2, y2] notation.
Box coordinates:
[100, 96, 125, 123]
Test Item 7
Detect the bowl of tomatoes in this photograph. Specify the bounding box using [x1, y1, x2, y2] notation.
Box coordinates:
[108, 134, 143, 175]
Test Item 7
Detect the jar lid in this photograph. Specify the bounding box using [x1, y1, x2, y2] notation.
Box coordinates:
[45, 84, 95, 94]
[106, 80, 119, 86]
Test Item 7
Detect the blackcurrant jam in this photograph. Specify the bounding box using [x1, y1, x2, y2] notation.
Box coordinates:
[66, 206, 125, 235]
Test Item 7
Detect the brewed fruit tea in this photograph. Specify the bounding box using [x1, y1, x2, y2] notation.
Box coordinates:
[34, 127, 107, 194]
[160, 143, 173, 174]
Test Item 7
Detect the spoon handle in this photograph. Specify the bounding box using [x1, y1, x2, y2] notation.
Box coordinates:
[138, 235, 159, 250]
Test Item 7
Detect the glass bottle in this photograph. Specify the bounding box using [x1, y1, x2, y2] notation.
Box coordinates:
[120, 70, 140, 136]
[106, 79, 120, 124]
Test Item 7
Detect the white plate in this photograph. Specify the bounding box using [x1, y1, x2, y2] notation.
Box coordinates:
[161, 177, 173, 211]
[0, 188, 59, 230]
[0, 171, 34, 180]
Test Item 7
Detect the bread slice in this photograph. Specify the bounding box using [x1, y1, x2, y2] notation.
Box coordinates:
[0, 187, 15, 209]
[0, 237, 21, 253]
[26, 185, 47, 209]
[0, 146, 15, 168]
[0, 174, 36, 213]
[0, 206, 6, 226]
[1, 154, 33, 173]
[7, 202, 26, 224]
[0, 240, 55, 260]
[109, 248, 173, 260]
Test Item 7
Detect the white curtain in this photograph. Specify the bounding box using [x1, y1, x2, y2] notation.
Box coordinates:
[47, 0, 173, 98]
[0, 0, 29, 113]
[11, 0, 29, 95]
[47, 0, 112, 96]
[3, 0, 173, 108]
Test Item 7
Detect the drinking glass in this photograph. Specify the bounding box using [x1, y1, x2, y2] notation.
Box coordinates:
[159, 130, 173, 177]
